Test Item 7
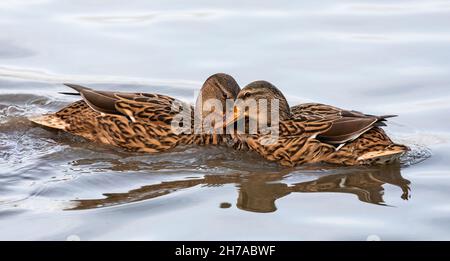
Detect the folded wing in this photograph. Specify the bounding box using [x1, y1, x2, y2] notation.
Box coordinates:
[62, 84, 189, 121]
[290, 103, 397, 146]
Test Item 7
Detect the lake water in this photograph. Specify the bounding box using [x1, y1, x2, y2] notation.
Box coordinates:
[0, 0, 449, 240]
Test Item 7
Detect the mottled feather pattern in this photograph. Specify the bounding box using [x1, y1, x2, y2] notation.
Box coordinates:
[239, 133, 336, 167]
[41, 98, 406, 166]
[41, 97, 236, 153]
[232, 118, 335, 167]
[291, 103, 343, 120]
[230, 102, 407, 166]
[325, 127, 408, 165]
[29, 78, 408, 167]
[291, 103, 407, 165]
[54, 100, 100, 140]
[114, 95, 235, 148]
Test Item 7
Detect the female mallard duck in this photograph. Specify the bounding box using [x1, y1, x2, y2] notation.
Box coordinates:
[222, 81, 409, 167]
[30, 73, 241, 152]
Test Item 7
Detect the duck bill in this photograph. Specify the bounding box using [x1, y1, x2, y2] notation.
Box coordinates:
[216, 107, 243, 131]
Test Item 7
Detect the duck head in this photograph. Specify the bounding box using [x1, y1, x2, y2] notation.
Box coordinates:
[222, 80, 291, 132]
[195, 73, 241, 128]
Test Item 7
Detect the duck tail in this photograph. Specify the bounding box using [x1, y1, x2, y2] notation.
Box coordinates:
[367, 114, 397, 127]
[28, 114, 69, 131]
[58, 84, 92, 96]
[59, 92, 80, 96]
[377, 114, 397, 120]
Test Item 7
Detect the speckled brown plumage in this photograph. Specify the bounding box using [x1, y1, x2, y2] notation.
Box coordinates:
[291, 103, 409, 165]
[29, 73, 241, 153]
[30, 74, 408, 167]
[226, 81, 409, 167]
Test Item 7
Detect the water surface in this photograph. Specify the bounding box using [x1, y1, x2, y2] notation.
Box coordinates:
[0, 0, 449, 240]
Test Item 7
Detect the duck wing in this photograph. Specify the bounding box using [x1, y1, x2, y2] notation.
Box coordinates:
[292, 103, 395, 120]
[291, 103, 343, 120]
[62, 84, 190, 121]
[317, 116, 379, 145]
[290, 103, 396, 145]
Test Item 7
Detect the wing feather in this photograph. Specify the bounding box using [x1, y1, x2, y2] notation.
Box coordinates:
[290, 103, 396, 146]
[62, 83, 189, 121]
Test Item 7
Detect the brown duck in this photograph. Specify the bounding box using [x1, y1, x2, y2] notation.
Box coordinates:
[29, 73, 241, 152]
[222, 81, 409, 167]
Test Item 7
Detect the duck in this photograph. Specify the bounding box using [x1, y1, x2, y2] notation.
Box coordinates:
[221, 80, 409, 167]
[29, 73, 241, 153]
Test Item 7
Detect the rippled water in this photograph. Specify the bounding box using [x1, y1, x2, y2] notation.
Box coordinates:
[0, 0, 449, 240]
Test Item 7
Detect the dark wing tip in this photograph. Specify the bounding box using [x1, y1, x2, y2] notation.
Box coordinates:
[377, 115, 398, 122]
[63, 83, 92, 93]
[81, 89, 119, 115]
[58, 92, 81, 96]
[379, 114, 398, 119]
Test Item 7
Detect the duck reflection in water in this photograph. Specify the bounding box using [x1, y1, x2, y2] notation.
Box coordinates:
[69, 163, 410, 213]
[237, 165, 410, 213]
